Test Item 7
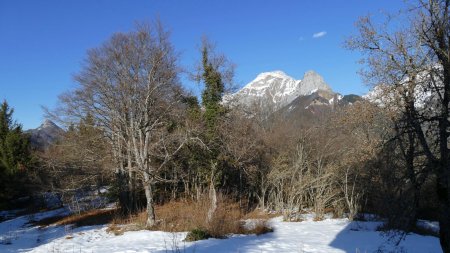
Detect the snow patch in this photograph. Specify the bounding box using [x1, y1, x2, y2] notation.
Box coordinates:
[0, 209, 442, 253]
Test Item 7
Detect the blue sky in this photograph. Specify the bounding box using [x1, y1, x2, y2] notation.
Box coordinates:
[0, 0, 405, 129]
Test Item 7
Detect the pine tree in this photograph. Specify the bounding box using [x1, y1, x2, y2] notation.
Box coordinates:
[0, 101, 30, 173]
[0, 101, 32, 202]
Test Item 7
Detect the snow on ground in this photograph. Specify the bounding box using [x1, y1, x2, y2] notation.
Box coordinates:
[0, 209, 26, 221]
[0, 209, 442, 253]
[0, 208, 72, 252]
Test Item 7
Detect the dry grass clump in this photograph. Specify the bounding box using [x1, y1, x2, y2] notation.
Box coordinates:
[105, 210, 148, 235]
[32, 209, 116, 228]
[244, 209, 279, 220]
[154, 198, 210, 232]
[106, 223, 125, 236]
[154, 195, 244, 238]
[206, 198, 243, 238]
[313, 216, 324, 221]
[112, 210, 148, 230]
[110, 195, 274, 240]
[29, 197, 275, 241]
[245, 220, 274, 235]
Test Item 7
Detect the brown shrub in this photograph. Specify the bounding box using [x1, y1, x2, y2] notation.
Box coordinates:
[243, 209, 279, 220]
[113, 195, 274, 240]
[206, 199, 243, 238]
[313, 216, 324, 221]
[151, 195, 243, 237]
[153, 198, 209, 232]
[106, 224, 125, 236]
[245, 220, 274, 236]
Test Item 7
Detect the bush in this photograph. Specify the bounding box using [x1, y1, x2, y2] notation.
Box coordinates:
[106, 224, 125, 236]
[206, 199, 242, 238]
[184, 228, 211, 242]
[150, 195, 243, 238]
[113, 195, 274, 239]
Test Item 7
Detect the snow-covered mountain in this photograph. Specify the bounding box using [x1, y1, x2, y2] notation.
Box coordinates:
[26, 119, 64, 149]
[225, 70, 363, 123]
[226, 70, 333, 110]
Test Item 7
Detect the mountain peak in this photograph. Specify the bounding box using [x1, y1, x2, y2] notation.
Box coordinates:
[300, 70, 332, 93]
[303, 70, 321, 78]
[229, 70, 334, 110]
[28, 119, 64, 150]
[266, 70, 289, 77]
[38, 119, 59, 130]
[251, 70, 292, 84]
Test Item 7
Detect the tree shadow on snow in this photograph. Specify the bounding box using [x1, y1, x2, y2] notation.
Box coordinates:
[154, 232, 277, 253]
[0, 208, 103, 253]
[328, 220, 441, 253]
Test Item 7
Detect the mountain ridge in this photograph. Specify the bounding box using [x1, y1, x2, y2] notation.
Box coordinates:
[226, 70, 362, 121]
[226, 70, 336, 109]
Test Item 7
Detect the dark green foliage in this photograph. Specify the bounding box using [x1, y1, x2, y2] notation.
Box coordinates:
[182, 95, 201, 120]
[0, 101, 31, 174]
[187, 44, 227, 189]
[184, 228, 211, 242]
[201, 46, 225, 136]
[0, 101, 32, 203]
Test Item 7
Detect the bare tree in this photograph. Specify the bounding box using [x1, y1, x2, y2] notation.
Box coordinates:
[347, 1, 450, 251]
[267, 143, 309, 220]
[52, 22, 189, 227]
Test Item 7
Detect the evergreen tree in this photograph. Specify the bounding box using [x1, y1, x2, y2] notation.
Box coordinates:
[201, 46, 225, 136]
[0, 101, 32, 203]
[198, 42, 228, 220]
[0, 101, 30, 174]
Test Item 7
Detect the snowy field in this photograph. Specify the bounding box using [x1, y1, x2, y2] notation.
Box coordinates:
[0, 208, 442, 253]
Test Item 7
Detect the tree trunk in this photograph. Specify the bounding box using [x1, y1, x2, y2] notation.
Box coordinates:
[438, 193, 450, 253]
[128, 170, 137, 213]
[116, 168, 130, 214]
[437, 154, 450, 253]
[437, 151, 450, 253]
[437, 66, 450, 253]
[405, 128, 419, 230]
[143, 172, 156, 227]
[127, 141, 137, 213]
[207, 163, 218, 223]
[207, 182, 217, 222]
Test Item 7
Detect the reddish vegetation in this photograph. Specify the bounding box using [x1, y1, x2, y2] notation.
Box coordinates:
[32, 209, 116, 228]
